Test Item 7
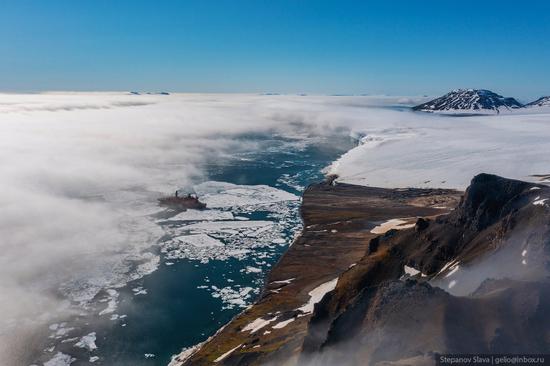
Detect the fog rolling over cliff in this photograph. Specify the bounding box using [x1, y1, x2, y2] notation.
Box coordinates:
[0, 93, 424, 365]
[297, 174, 550, 366]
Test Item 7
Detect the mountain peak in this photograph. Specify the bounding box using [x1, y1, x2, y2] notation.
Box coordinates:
[525, 96, 550, 107]
[413, 89, 523, 113]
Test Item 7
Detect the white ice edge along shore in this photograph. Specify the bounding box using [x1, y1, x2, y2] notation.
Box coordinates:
[326, 107, 550, 190]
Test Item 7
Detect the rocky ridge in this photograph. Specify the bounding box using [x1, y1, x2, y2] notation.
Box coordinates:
[173, 174, 550, 365]
[413, 89, 523, 113]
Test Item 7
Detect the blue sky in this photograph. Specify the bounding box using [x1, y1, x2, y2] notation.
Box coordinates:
[1, 0, 549, 99]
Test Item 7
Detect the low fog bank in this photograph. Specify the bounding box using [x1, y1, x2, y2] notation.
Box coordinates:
[0, 92, 421, 364]
[295, 244, 550, 366]
[431, 233, 549, 298]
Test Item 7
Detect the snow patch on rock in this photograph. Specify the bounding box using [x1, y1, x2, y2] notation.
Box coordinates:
[297, 278, 339, 315]
[370, 219, 415, 235]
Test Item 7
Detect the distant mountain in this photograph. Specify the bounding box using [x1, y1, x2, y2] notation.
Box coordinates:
[128, 91, 170, 95]
[525, 96, 550, 107]
[413, 89, 523, 113]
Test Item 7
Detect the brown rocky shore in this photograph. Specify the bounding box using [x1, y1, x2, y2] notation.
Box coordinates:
[173, 174, 550, 366]
[171, 180, 461, 365]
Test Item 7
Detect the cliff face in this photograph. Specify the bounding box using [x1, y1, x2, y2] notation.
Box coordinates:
[174, 174, 550, 366]
[173, 182, 460, 365]
[301, 174, 550, 365]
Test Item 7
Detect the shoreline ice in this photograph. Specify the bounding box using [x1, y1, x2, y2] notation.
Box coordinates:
[326, 109, 550, 190]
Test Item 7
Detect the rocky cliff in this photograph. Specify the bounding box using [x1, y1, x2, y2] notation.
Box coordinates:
[173, 174, 550, 366]
[301, 174, 550, 365]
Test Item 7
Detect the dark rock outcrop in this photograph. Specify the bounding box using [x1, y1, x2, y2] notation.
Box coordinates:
[413, 89, 523, 113]
[300, 174, 550, 365]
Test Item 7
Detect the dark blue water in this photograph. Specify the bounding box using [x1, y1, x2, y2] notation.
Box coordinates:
[56, 133, 354, 366]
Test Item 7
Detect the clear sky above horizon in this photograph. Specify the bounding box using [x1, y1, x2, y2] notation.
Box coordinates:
[1, 0, 549, 100]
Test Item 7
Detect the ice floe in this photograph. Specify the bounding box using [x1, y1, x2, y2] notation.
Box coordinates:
[209, 285, 258, 310]
[165, 209, 234, 222]
[58, 239, 161, 309]
[181, 220, 273, 233]
[49, 323, 74, 340]
[277, 173, 305, 192]
[60, 337, 79, 344]
[132, 286, 148, 295]
[194, 181, 299, 208]
[109, 313, 127, 321]
[160, 183, 301, 266]
[242, 266, 262, 274]
[98, 289, 119, 316]
[74, 332, 97, 351]
[174, 233, 224, 247]
[44, 352, 75, 366]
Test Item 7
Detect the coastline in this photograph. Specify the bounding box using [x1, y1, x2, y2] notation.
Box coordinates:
[3, 91, 550, 365]
[171, 180, 462, 365]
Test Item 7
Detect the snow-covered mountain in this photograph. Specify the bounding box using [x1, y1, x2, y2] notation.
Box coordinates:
[525, 96, 550, 107]
[413, 89, 523, 113]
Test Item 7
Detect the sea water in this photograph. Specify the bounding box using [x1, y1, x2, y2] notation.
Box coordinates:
[38, 132, 354, 366]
